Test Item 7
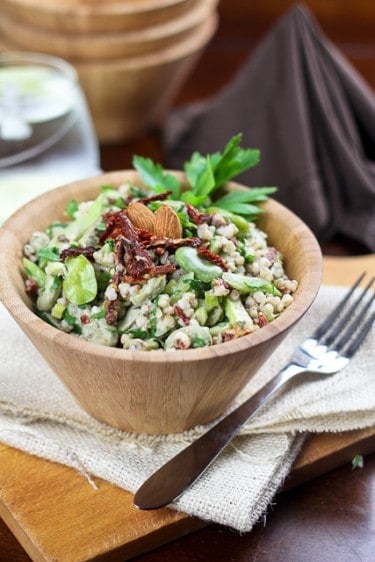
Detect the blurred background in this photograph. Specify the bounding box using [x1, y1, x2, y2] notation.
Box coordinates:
[0, 0, 374, 253]
[1, 0, 374, 143]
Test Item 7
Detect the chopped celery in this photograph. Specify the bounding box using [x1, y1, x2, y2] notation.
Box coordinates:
[64, 194, 105, 242]
[51, 302, 66, 319]
[222, 272, 281, 296]
[204, 289, 219, 311]
[23, 257, 46, 288]
[207, 305, 224, 327]
[224, 298, 253, 328]
[166, 272, 194, 304]
[36, 275, 61, 311]
[192, 305, 208, 326]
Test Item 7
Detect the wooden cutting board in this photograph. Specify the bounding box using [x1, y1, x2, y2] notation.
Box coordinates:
[0, 255, 374, 562]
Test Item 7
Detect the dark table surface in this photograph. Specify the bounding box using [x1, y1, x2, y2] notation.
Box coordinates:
[1, 451, 374, 561]
[1, 2, 374, 559]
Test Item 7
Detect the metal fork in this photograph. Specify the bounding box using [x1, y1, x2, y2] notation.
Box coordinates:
[134, 273, 375, 510]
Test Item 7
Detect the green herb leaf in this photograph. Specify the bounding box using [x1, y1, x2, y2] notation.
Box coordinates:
[133, 155, 180, 198]
[352, 454, 364, 470]
[91, 309, 106, 319]
[50, 275, 62, 291]
[191, 335, 209, 348]
[212, 134, 260, 187]
[183, 133, 263, 204]
[183, 278, 211, 297]
[100, 184, 115, 192]
[62, 308, 78, 327]
[149, 296, 159, 338]
[37, 247, 60, 262]
[132, 133, 277, 221]
[126, 329, 150, 340]
[215, 201, 262, 217]
[129, 185, 149, 198]
[180, 190, 208, 207]
[65, 199, 79, 219]
[184, 152, 215, 197]
[214, 187, 277, 207]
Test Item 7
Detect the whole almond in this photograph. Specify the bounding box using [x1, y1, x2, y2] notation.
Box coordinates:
[127, 202, 156, 232]
[154, 205, 182, 239]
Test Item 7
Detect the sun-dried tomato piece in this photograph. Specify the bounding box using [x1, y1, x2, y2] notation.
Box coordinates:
[186, 204, 212, 225]
[254, 312, 268, 327]
[99, 210, 139, 244]
[60, 245, 97, 262]
[198, 246, 228, 271]
[25, 278, 38, 294]
[174, 305, 190, 325]
[122, 263, 176, 286]
[138, 190, 172, 204]
[135, 228, 153, 244]
[80, 314, 90, 325]
[148, 264, 176, 277]
[98, 211, 120, 244]
[123, 241, 153, 279]
[105, 296, 120, 326]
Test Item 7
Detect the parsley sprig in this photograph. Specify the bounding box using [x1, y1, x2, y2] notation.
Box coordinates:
[132, 133, 277, 219]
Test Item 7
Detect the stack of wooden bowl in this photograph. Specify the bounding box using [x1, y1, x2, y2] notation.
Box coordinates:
[0, 0, 219, 142]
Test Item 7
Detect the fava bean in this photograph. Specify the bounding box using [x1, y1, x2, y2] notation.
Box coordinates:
[62, 255, 97, 305]
[175, 247, 223, 283]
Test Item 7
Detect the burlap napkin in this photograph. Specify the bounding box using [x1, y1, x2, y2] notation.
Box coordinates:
[0, 285, 374, 533]
[163, 4, 375, 251]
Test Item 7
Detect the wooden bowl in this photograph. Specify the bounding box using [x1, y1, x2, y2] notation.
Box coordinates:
[73, 13, 218, 142]
[0, 13, 218, 142]
[0, 0, 218, 60]
[0, 0, 201, 34]
[0, 171, 322, 435]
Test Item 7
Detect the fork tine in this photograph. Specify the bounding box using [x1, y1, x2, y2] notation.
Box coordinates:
[341, 304, 375, 358]
[311, 271, 366, 341]
[320, 276, 375, 347]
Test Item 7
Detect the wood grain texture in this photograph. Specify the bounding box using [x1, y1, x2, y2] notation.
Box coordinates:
[0, 255, 374, 562]
[0, 0, 217, 61]
[0, 0, 202, 34]
[0, 0, 217, 62]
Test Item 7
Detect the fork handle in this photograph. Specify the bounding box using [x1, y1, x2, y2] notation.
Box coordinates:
[134, 365, 298, 510]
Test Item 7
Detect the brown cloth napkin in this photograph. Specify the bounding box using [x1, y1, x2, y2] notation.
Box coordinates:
[163, 4, 375, 251]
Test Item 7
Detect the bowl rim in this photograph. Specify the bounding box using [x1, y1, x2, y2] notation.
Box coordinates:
[0, 0, 217, 45]
[73, 12, 218, 70]
[1, 0, 196, 18]
[0, 170, 323, 365]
